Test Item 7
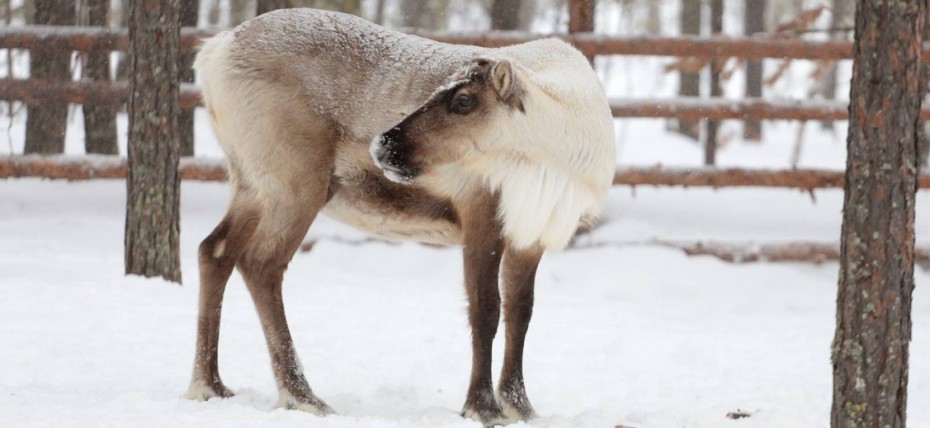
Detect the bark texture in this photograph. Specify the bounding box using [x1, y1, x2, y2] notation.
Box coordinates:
[229, 0, 253, 25]
[491, 0, 522, 30]
[312, 0, 362, 16]
[125, 0, 182, 283]
[743, 0, 765, 141]
[82, 0, 117, 155]
[256, 0, 288, 15]
[400, 0, 447, 30]
[831, 1, 924, 427]
[24, 0, 74, 154]
[567, 0, 594, 64]
[705, 0, 723, 166]
[677, 0, 701, 140]
[820, 0, 853, 130]
[179, 0, 198, 156]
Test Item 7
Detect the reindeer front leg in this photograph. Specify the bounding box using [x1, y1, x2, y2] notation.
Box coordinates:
[498, 246, 543, 421]
[460, 192, 507, 426]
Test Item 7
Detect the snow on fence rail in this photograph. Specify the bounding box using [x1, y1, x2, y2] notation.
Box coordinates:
[4, 155, 930, 191]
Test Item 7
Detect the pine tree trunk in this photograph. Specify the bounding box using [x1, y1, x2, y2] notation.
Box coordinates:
[374, 0, 386, 24]
[491, 0, 522, 30]
[567, 0, 594, 64]
[743, 0, 765, 141]
[677, 0, 701, 140]
[401, 0, 424, 27]
[400, 0, 447, 30]
[82, 0, 117, 155]
[25, 0, 74, 154]
[178, 0, 198, 156]
[207, 0, 220, 24]
[820, 0, 853, 130]
[229, 0, 253, 25]
[115, 0, 129, 81]
[313, 0, 362, 15]
[125, 0, 182, 284]
[831, 1, 924, 426]
[705, 0, 722, 165]
[257, 0, 288, 15]
[922, 5, 930, 169]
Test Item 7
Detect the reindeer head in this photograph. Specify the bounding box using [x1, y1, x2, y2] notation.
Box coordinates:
[370, 58, 526, 184]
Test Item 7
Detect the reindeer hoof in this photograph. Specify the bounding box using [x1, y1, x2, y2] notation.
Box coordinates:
[500, 399, 537, 423]
[461, 407, 513, 427]
[498, 387, 538, 422]
[277, 389, 335, 416]
[462, 394, 514, 427]
[184, 379, 235, 401]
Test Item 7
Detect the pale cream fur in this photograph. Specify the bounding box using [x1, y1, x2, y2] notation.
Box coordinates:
[420, 39, 615, 251]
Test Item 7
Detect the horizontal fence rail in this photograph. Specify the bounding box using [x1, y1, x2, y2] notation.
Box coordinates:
[3, 156, 930, 190]
[570, 240, 930, 265]
[3, 78, 919, 122]
[0, 25, 915, 60]
[0, 79, 203, 109]
[612, 167, 930, 190]
[610, 98, 867, 121]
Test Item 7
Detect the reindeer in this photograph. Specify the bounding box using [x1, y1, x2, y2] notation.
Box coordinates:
[187, 8, 615, 426]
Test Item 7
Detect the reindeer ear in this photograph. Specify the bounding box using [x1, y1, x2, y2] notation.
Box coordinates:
[490, 60, 525, 112]
[491, 60, 515, 99]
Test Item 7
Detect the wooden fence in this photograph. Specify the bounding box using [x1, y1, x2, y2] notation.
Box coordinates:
[1, 25, 929, 188]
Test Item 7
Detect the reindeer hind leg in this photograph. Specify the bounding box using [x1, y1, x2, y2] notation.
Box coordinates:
[237, 179, 334, 415]
[187, 189, 261, 400]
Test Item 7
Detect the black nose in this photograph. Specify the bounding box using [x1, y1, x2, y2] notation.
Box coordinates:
[374, 127, 420, 183]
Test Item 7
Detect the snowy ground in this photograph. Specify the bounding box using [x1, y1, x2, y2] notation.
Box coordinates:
[2, 176, 929, 428]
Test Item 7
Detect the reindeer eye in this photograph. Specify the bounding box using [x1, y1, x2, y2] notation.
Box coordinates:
[451, 94, 476, 114]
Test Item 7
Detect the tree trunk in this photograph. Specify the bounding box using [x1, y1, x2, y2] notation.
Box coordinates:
[491, 0, 521, 30]
[831, 1, 924, 426]
[229, 0, 253, 25]
[115, 0, 129, 80]
[125, 0, 182, 284]
[705, 0, 723, 165]
[256, 0, 287, 15]
[917, 7, 930, 172]
[820, 0, 853, 130]
[24, 0, 75, 154]
[646, 0, 661, 35]
[400, 0, 447, 30]
[567, 0, 594, 64]
[677, 0, 701, 140]
[374, 0, 386, 24]
[743, 0, 765, 141]
[178, 0, 198, 156]
[313, 0, 362, 15]
[517, 0, 537, 32]
[207, 0, 220, 24]
[81, 0, 117, 154]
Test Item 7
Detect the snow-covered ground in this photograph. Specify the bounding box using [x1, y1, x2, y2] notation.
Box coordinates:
[2, 176, 930, 428]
